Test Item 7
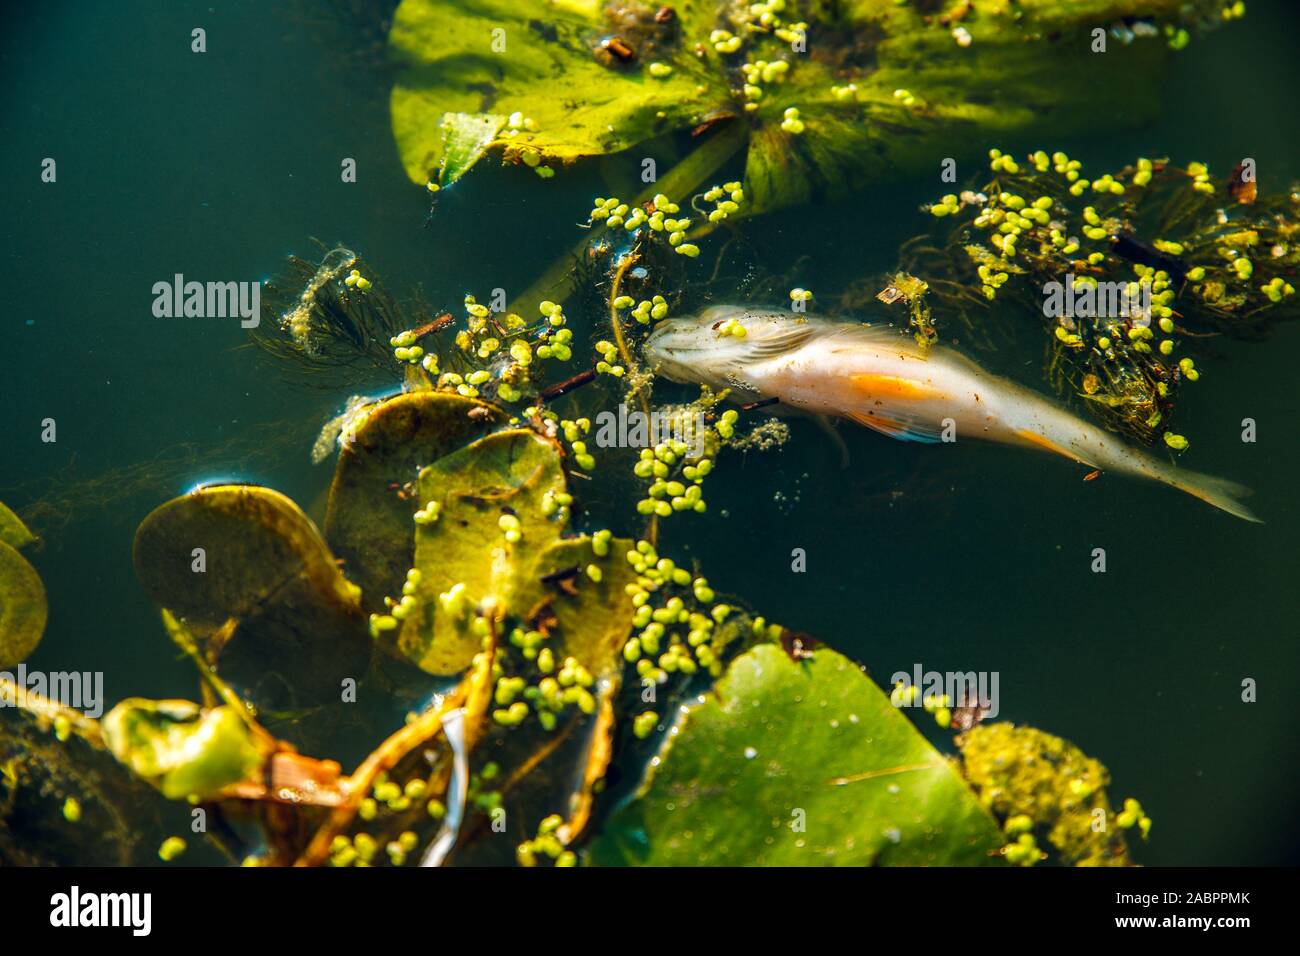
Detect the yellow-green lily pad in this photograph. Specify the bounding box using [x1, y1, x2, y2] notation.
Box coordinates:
[511, 537, 636, 680]
[399, 428, 568, 674]
[324, 390, 505, 609]
[586, 643, 1003, 865]
[0, 501, 36, 551]
[0, 541, 47, 668]
[389, 0, 727, 186]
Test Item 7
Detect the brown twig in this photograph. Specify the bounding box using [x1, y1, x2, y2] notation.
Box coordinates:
[538, 369, 597, 403]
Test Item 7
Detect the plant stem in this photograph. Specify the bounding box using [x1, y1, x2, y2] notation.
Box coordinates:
[509, 121, 748, 312]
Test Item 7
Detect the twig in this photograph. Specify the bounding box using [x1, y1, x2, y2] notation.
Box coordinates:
[538, 369, 596, 403]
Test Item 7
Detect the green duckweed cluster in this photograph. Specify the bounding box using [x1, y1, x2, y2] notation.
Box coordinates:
[516, 813, 576, 867]
[909, 148, 1300, 446]
[620, 537, 773, 684]
[889, 681, 954, 730]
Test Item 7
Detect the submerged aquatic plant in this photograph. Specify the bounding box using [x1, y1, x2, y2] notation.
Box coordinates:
[898, 150, 1300, 446]
[252, 246, 428, 386]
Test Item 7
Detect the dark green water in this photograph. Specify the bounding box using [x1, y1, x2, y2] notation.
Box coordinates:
[3, 1, 1297, 865]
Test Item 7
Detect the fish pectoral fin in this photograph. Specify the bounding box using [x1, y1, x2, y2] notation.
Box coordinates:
[742, 324, 819, 360]
[845, 408, 945, 444]
[811, 414, 851, 468]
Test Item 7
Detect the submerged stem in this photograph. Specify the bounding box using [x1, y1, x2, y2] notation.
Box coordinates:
[509, 122, 747, 313]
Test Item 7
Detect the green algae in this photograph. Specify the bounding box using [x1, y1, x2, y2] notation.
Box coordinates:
[958, 722, 1136, 866]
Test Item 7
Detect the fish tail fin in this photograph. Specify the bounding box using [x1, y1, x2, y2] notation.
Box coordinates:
[1161, 467, 1262, 523]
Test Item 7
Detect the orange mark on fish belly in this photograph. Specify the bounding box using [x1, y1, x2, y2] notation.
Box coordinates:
[849, 373, 947, 402]
[1014, 428, 1080, 462]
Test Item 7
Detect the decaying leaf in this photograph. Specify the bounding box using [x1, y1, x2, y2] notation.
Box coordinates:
[102, 700, 270, 801]
[324, 390, 506, 610]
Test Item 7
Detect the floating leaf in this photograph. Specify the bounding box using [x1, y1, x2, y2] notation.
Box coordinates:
[135, 484, 361, 631]
[438, 112, 507, 186]
[389, 0, 1222, 216]
[102, 699, 269, 801]
[133, 485, 369, 727]
[0, 541, 47, 668]
[0, 501, 36, 551]
[514, 538, 636, 679]
[389, 0, 727, 186]
[324, 391, 505, 609]
[399, 429, 568, 674]
[587, 644, 1002, 865]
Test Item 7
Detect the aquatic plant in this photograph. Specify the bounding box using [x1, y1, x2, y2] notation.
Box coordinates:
[0, 504, 46, 668]
[0, 304, 1142, 864]
[899, 150, 1300, 446]
[389, 0, 1238, 220]
[24, 0, 1277, 868]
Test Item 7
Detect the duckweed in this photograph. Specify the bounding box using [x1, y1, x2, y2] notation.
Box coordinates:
[158, 836, 187, 862]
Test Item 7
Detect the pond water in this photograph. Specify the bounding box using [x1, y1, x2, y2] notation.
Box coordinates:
[3, 0, 1297, 865]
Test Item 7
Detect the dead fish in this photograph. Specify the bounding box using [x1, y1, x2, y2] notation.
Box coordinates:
[644, 306, 1259, 521]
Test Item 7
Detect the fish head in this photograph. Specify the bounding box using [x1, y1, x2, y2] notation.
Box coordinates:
[644, 306, 818, 390]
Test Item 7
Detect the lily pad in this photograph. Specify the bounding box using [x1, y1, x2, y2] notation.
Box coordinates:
[133, 485, 370, 727]
[0, 501, 36, 551]
[586, 643, 1002, 865]
[399, 428, 569, 674]
[389, 0, 1215, 217]
[514, 537, 636, 679]
[324, 391, 505, 609]
[102, 699, 269, 801]
[389, 0, 727, 185]
[0, 541, 47, 668]
[135, 484, 361, 632]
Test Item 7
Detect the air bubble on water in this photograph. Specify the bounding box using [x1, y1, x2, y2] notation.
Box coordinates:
[744, 746, 757, 759]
